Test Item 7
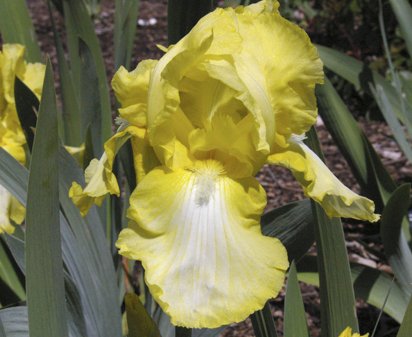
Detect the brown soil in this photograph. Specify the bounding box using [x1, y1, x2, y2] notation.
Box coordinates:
[20, 0, 412, 336]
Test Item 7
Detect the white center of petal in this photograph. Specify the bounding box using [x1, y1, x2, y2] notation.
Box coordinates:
[191, 160, 225, 206]
[195, 174, 216, 206]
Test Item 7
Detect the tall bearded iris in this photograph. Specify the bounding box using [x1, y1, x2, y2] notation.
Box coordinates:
[70, 0, 379, 328]
[0, 44, 45, 234]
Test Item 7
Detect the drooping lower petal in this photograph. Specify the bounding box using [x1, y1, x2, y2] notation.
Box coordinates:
[116, 160, 288, 328]
[267, 137, 379, 222]
[69, 126, 152, 216]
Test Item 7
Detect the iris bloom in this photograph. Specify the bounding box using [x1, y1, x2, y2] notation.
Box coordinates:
[338, 327, 368, 337]
[0, 44, 45, 234]
[70, 0, 379, 328]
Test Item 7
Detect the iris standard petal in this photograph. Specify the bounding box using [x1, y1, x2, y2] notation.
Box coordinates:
[116, 160, 288, 328]
[232, 1, 324, 148]
[201, 57, 271, 155]
[146, 9, 244, 167]
[267, 137, 379, 222]
[179, 63, 268, 176]
[146, 1, 323, 171]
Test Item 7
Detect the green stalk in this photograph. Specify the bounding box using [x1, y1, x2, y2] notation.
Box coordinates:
[306, 128, 359, 337]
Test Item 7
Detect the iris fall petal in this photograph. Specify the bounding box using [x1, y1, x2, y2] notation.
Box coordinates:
[267, 137, 379, 222]
[117, 161, 288, 328]
[69, 126, 150, 216]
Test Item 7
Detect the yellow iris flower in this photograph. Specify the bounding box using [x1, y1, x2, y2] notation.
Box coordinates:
[0, 44, 45, 234]
[70, 0, 379, 328]
[338, 327, 369, 337]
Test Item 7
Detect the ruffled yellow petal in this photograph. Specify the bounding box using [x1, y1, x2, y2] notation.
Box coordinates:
[118, 104, 147, 128]
[145, 0, 322, 174]
[116, 160, 288, 328]
[112, 60, 158, 127]
[338, 327, 368, 337]
[267, 137, 379, 222]
[232, 1, 323, 148]
[147, 9, 240, 127]
[111, 60, 161, 184]
[146, 9, 242, 166]
[201, 58, 270, 155]
[69, 126, 154, 216]
[149, 51, 266, 174]
[178, 63, 267, 176]
[0, 184, 24, 234]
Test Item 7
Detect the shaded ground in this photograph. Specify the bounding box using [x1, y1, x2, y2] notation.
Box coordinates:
[25, 0, 412, 336]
